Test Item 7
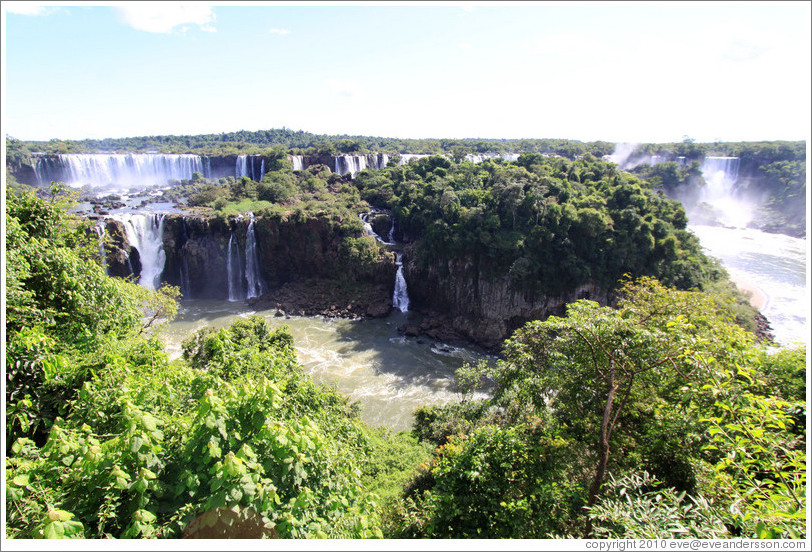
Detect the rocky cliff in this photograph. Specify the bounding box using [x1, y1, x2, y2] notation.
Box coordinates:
[402, 246, 610, 348]
[104, 212, 397, 315]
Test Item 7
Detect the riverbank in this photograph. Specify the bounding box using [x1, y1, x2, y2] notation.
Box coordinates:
[731, 275, 769, 310]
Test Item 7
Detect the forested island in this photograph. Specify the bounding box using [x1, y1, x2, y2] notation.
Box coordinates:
[4, 130, 806, 540]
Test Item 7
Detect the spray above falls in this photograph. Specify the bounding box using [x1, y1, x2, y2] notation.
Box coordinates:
[698, 156, 751, 228]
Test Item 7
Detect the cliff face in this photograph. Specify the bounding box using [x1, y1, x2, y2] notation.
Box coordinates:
[106, 213, 396, 305]
[403, 247, 609, 348]
[161, 215, 232, 298]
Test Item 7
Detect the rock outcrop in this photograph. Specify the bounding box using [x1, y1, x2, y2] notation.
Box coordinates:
[403, 245, 609, 348]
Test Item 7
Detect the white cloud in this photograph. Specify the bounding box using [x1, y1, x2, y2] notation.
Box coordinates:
[268, 28, 290, 35]
[458, 42, 472, 50]
[114, 3, 216, 34]
[4, 2, 56, 16]
[327, 77, 366, 99]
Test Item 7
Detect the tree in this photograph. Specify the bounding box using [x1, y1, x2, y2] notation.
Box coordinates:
[488, 277, 756, 535]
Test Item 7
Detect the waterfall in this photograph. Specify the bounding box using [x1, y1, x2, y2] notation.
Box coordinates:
[334, 155, 367, 177]
[227, 232, 245, 302]
[32, 153, 205, 189]
[290, 155, 304, 171]
[178, 218, 193, 299]
[115, 213, 166, 289]
[393, 252, 410, 312]
[236, 155, 266, 181]
[360, 211, 396, 245]
[699, 156, 748, 227]
[398, 154, 431, 165]
[245, 216, 264, 299]
[701, 156, 740, 189]
[387, 218, 396, 243]
[94, 222, 108, 275]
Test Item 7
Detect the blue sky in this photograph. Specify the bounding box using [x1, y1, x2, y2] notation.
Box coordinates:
[2, 1, 810, 144]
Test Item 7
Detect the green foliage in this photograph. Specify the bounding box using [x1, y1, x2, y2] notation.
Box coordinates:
[391, 421, 582, 538]
[690, 359, 806, 539]
[587, 472, 730, 539]
[397, 277, 806, 539]
[6, 317, 385, 539]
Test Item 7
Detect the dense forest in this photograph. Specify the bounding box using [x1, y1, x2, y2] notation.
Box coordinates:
[5, 132, 806, 540]
[7, 130, 805, 239]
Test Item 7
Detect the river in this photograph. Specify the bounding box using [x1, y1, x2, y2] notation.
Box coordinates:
[688, 224, 808, 347]
[159, 301, 493, 432]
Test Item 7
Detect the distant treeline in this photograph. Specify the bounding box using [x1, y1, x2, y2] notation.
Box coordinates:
[7, 128, 804, 162]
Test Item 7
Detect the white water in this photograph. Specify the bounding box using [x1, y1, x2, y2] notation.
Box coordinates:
[398, 154, 431, 165]
[178, 219, 193, 299]
[290, 155, 304, 171]
[393, 252, 410, 313]
[113, 213, 166, 289]
[699, 157, 751, 228]
[334, 155, 367, 177]
[236, 155, 265, 182]
[94, 222, 107, 275]
[34, 153, 205, 190]
[159, 304, 491, 431]
[245, 217, 264, 299]
[360, 211, 395, 245]
[226, 232, 245, 302]
[464, 153, 520, 163]
[689, 225, 807, 347]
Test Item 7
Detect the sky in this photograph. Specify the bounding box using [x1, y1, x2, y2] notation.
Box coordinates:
[2, 1, 811, 144]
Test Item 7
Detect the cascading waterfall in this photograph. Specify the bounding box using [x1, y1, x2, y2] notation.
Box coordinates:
[290, 155, 304, 171]
[227, 232, 245, 302]
[699, 156, 748, 227]
[360, 211, 395, 246]
[94, 222, 108, 275]
[32, 153, 206, 189]
[393, 252, 410, 312]
[115, 213, 166, 289]
[245, 216, 264, 299]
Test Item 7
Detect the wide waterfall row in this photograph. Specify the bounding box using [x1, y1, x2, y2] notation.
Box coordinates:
[236, 155, 266, 182]
[33, 154, 207, 189]
[334, 154, 393, 177]
[464, 153, 520, 163]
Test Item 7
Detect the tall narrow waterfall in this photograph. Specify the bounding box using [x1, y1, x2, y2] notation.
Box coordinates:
[178, 218, 193, 299]
[393, 252, 410, 312]
[94, 222, 108, 275]
[116, 213, 166, 289]
[290, 155, 304, 171]
[387, 218, 396, 243]
[245, 217, 264, 299]
[33, 154, 206, 189]
[227, 232, 245, 302]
